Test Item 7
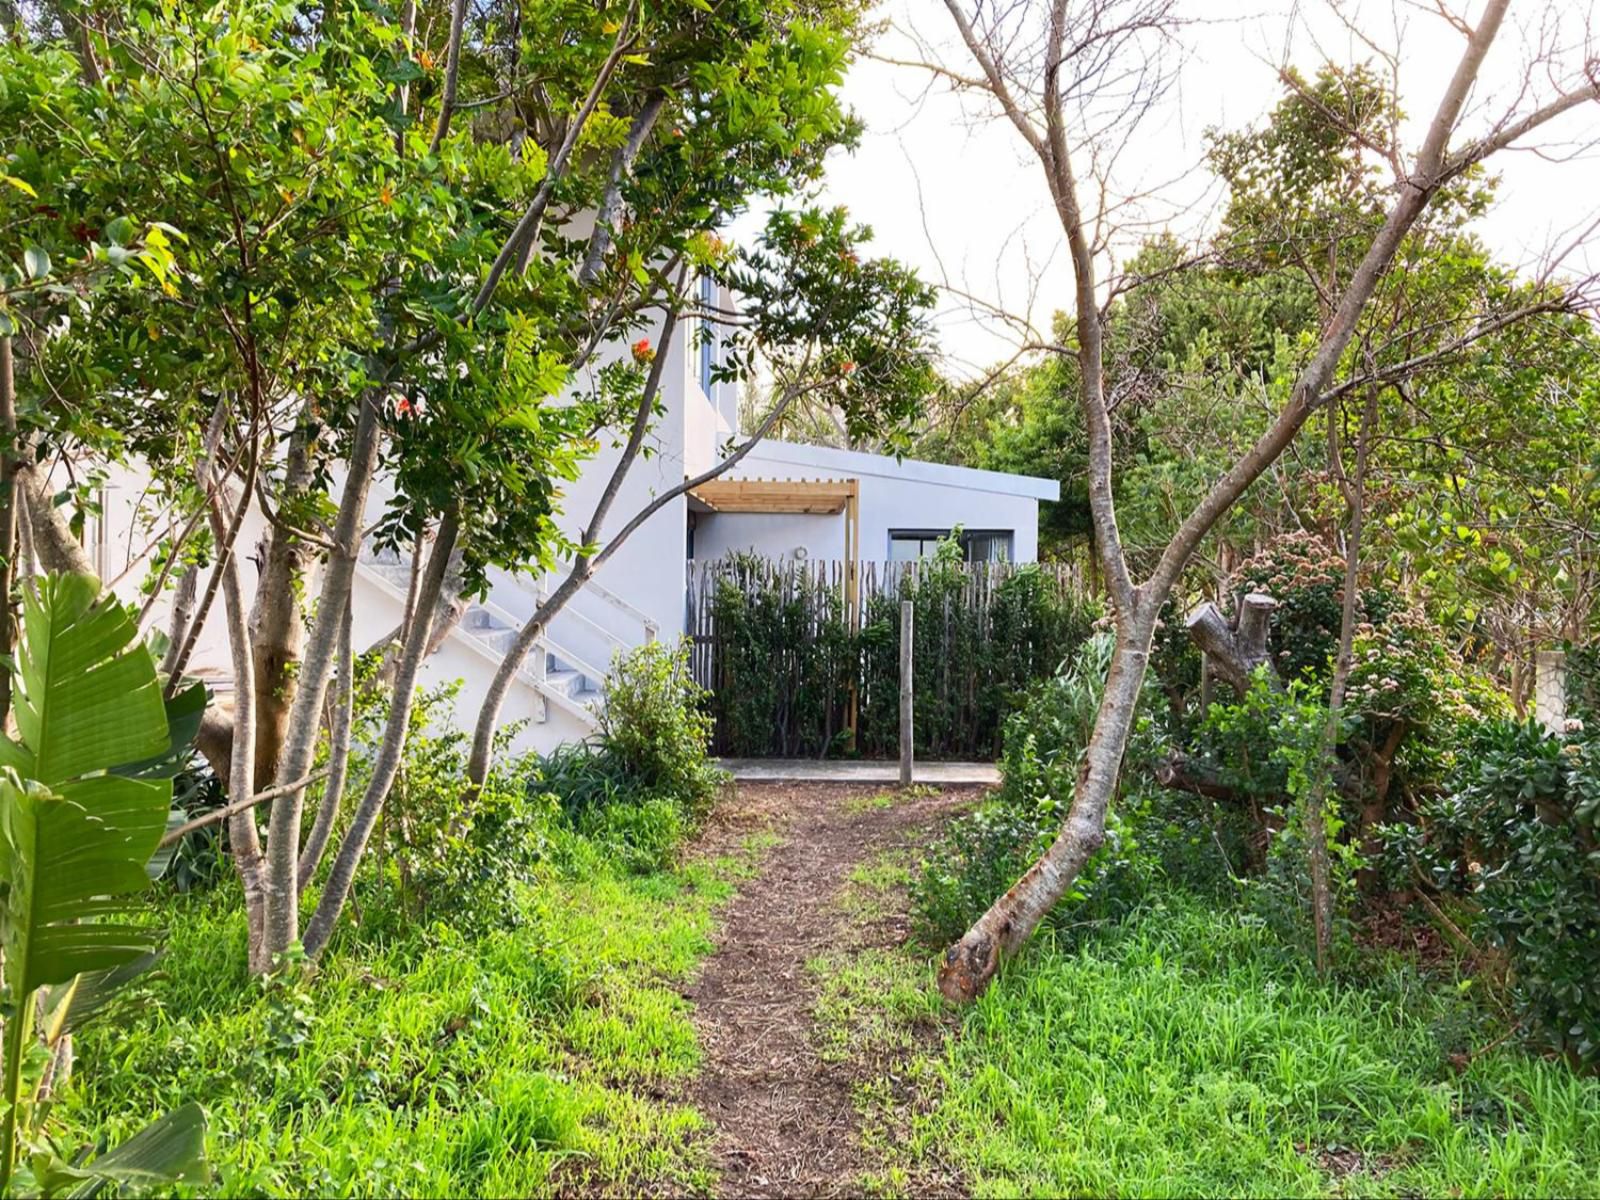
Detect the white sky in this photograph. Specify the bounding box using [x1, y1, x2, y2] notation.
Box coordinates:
[791, 0, 1600, 375]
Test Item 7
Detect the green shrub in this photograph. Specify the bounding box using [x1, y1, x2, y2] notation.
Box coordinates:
[706, 559, 856, 758]
[530, 641, 726, 875]
[360, 682, 556, 938]
[702, 543, 1098, 760]
[1385, 718, 1600, 1065]
[598, 639, 723, 817]
[858, 545, 1099, 760]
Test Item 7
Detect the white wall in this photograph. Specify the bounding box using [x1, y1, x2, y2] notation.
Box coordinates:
[690, 439, 1057, 566]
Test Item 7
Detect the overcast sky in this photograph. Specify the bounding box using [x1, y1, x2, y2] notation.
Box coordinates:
[791, 0, 1600, 375]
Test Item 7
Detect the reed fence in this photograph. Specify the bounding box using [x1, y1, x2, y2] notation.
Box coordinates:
[687, 556, 1096, 760]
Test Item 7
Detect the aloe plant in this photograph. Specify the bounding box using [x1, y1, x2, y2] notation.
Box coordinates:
[0, 573, 208, 1196]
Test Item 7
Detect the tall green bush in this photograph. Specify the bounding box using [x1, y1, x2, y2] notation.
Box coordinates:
[704, 560, 855, 758]
[537, 640, 726, 874]
[1385, 718, 1600, 1066]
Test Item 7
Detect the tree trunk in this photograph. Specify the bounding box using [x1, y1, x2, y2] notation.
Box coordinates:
[302, 508, 462, 959]
[938, 621, 1154, 1003]
[159, 563, 199, 679]
[202, 453, 269, 972]
[261, 396, 381, 961]
[367, 545, 466, 684]
[17, 466, 93, 576]
[1358, 718, 1407, 890]
[466, 565, 588, 792]
[298, 595, 352, 890]
[248, 420, 319, 788]
[1304, 388, 1381, 970]
[1186, 593, 1279, 696]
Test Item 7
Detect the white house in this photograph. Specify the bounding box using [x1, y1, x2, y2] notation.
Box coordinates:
[90, 288, 1060, 753]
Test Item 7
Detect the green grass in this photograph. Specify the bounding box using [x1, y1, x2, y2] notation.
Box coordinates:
[56, 842, 768, 1198]
[834, 849, 916, 925]
[843, 784, 942, 815]
[835, 896, 1600, 1199]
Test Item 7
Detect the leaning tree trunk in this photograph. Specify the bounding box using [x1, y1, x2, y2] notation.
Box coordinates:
[302, 508, 462, 959]
[938, 623, 1155, 1002]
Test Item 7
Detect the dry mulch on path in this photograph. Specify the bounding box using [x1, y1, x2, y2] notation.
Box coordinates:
[681, 780, 983, 1199]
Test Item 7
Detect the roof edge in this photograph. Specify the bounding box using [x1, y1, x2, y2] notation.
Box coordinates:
[745, 440, 1061, 502]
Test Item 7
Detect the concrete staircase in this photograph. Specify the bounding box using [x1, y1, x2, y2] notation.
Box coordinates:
[355, 548, 607, 727]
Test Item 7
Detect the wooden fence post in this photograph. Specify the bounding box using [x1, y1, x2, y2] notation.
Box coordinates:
[900, 599, 914, 786]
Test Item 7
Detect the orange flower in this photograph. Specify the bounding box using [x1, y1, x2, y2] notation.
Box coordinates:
[631, 338, 655, 364]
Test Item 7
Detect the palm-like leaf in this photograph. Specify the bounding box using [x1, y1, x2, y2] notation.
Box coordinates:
[0, 574, 181, 1191]
[5, 573, 169, 783]
[63, 1103, 210, 1197]
[0, 575, 172, 998]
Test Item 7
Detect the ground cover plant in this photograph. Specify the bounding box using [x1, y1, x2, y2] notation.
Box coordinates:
[826, 897, 1600, 1199]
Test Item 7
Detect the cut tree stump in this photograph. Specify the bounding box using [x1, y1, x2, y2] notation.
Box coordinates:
[1185, 592, 1279, 696]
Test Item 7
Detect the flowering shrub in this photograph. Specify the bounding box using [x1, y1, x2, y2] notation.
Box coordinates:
[1230, 531, 1400, 683]
[1345, 607, 1507, 790]
[1218, 533, 1502, 807]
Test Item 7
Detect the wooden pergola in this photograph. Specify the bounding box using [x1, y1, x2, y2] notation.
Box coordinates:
[689, 476, 864, 740]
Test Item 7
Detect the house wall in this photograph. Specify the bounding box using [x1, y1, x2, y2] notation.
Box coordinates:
[690, 439, 1055, 566]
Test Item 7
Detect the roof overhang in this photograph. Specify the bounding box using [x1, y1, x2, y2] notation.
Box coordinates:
[689, 477, 859, 515]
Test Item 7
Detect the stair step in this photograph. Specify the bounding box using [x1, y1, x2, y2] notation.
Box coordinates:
[543, 668, 596, 701]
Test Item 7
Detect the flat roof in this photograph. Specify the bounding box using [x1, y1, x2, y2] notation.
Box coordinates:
[741, 440, 1060, 502]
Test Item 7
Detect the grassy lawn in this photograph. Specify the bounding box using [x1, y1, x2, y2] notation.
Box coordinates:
[817, 893, 1600, 1199]
[56, 843, 768, 1198]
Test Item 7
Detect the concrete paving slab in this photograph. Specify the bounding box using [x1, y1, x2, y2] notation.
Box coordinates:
[717, 758, 1000, 785]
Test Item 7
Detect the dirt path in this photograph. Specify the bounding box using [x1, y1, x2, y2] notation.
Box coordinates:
[682, 781, 982, 1199]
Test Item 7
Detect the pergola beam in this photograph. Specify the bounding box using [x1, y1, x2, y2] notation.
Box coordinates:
[688, 477, 858, 515]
